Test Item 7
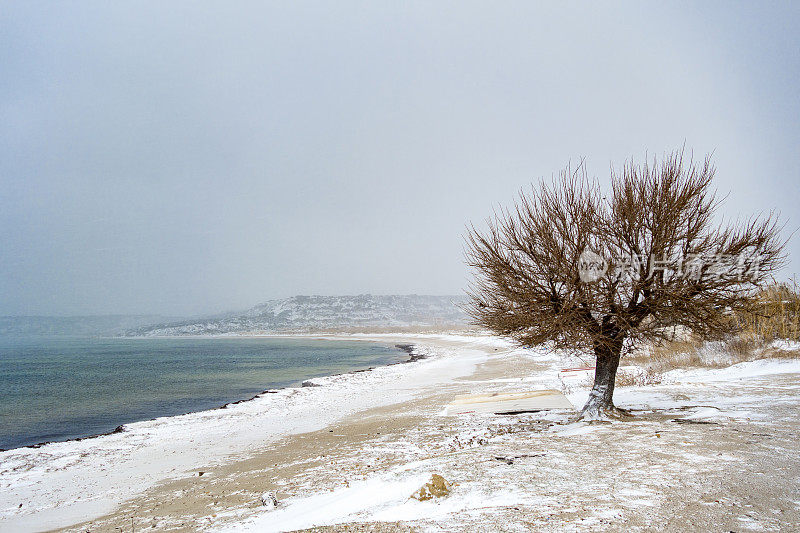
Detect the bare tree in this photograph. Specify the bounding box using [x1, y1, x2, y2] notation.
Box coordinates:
[465, 150, 785, 420]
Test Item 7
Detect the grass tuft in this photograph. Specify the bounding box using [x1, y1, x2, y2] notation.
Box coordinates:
[735, 280, 800, 342]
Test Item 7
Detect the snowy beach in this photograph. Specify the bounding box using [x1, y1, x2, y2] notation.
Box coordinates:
[0, 335, 496, 531]
[2, 334, 800, 532]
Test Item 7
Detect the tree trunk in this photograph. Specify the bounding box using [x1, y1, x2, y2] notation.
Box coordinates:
[579, 335, 625, 420]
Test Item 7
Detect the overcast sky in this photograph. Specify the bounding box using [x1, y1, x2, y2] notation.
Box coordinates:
[1, 1, 798, 316]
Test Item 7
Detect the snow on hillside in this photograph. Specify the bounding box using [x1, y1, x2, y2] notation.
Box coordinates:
[130, 295, 468, 336]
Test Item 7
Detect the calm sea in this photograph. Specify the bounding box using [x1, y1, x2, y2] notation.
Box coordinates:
[0, 336, 406, 450]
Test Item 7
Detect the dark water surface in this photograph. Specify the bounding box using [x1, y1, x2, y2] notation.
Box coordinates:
[0, 336, 405, 450]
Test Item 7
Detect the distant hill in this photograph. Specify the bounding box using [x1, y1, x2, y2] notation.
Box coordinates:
[0, 315, 172, 337]
[129, 295, 469, 336]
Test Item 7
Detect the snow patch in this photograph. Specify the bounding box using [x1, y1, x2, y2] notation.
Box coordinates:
[662, 359, 800, 384]
[218, 472, 432, 532]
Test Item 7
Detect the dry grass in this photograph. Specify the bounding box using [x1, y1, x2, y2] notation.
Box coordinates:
[618, 282, 800, 378]
[558, 282, 800, 391]
[735, 281, 800, 342]
[619, 332, 799, 387]
[627, 340, 730, 372]
[564, 330, 799, 392]
[614, 367, 663, 387]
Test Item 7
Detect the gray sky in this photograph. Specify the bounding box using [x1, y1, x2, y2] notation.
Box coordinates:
[1, 1, 798, 316]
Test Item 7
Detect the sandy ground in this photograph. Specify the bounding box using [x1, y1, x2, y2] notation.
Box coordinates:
[1, 335, 490, 531]
[50, 335, 800, 533]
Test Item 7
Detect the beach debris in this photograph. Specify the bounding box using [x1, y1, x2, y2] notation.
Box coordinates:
[260, 492, 278, 509]
[410, 474, 451, 501]
[395, 343, 428, 362]
[198, 471, 205, 476]
[448, 430, 491, 451]
[493, 453, 544, 465]
[444, 390, 573, 415]
[301, 380, 320, 387]
[673, 418, 718, 425]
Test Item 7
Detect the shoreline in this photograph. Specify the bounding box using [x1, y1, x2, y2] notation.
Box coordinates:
[5, 334, 800, 531]
[0, 333, 499, 531]
[0, 334, 425, 453]
[66, 337, 800, 533]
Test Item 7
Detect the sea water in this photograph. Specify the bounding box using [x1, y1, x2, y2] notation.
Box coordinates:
[0, 336, 406, 450]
